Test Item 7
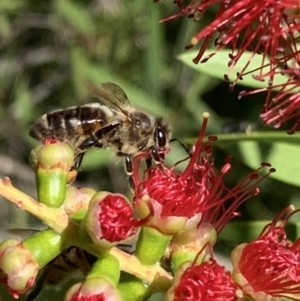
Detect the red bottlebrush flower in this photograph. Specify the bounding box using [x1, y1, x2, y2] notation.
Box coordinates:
[83, 192, 144, 248]
[133, 112, 274, 234]
[258, 74, 300, 133]
[166, 246, 243, 301]
[261, 90, 300, 133]
[232, 206, 300, 301]
[65, 277, 123, 301]
[239, 58, 300, 132]
[158, 0, 300, 86]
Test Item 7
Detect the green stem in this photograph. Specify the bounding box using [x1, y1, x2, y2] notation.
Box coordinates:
[0, 178, 173, 292]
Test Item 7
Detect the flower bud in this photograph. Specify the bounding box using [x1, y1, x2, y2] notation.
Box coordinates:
[134, 195, 190, 234]
[89, 253, 120, 286]
[83, 191, 141, 248]
[169, 223, 217, 271]
[0, 230, 64, 298]
[0, 239, 39, 298]
[30, 140, 74, 207]
[64, 186, 96, 220]
[65, 277, 123, 301]
[135, 226, 173, 265]
[118, 274, 151, 301]
[65, 253, 121, 301]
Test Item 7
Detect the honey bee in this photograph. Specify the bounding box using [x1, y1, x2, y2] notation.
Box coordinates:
[29, 82, 172, 186]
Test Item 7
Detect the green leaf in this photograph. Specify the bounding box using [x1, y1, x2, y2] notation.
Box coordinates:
[54, 0, 96, 35]
[13, 79, 33, 124]
[220, 220, 300, 243]
[70, 48, 170, 117]
[212, 131, 300, 187]
[220, 221, 268, 243]
[0, 0, 23, 11]
[178, 49, 290, 90]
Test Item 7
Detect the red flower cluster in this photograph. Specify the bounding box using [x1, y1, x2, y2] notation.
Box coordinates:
[167, 244, 243, 301]
[133, 113, 274, 234]
[172, 260, 241, 301]
[156, 0, 300, 131]
[232, 206, 300, 300]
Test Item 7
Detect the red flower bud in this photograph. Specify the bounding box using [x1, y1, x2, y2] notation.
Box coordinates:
[83, 192, 142, 248]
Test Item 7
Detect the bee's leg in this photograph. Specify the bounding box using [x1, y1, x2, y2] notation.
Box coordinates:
[78, 137, 98, 152]
[66, 152, 85, 184]
[72, 152, 85, 171]
[66, 137, 99, 184]
[124, 154, 135, 190]
[146, 157, 152, 168]
[151, 146, 163, 163]
[169, 138, 191, 156]
[93, 121, 121, 140]
[69, 137, 98, 173]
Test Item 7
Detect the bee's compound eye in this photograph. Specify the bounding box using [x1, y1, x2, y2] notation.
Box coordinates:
[156, 127, 167, 148]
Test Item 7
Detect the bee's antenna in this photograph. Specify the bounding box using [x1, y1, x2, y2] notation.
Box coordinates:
[169, 138, 191, 156]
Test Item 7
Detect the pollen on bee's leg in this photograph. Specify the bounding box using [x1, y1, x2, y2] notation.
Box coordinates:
[67, 169, 78, 185]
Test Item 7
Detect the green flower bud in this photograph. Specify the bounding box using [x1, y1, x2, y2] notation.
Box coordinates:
[30, 141, 74, 207]
[135, 226, 173, 265]
[134, 196, 189, 234]
[88, 253, 120, 286]
[170, 223, 217, 272]
[118, 274, 151, 301]
[64, 186, 96, 220]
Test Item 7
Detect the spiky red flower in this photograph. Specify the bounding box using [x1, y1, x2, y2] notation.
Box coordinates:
[156, 1, 300, 131]
[167, 248, 243, 301]
[258, 74, 300, 133]
[98, 194, 138, 241]
[158, 0, 300, 86]
[133, 113, 274, 234]
[232, 206, 300, 301]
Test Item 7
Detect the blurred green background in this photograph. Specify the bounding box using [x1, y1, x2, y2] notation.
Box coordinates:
[0, 0, 300, 300]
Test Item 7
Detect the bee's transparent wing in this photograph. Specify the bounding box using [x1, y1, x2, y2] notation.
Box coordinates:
[88, 82, 130, 111]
